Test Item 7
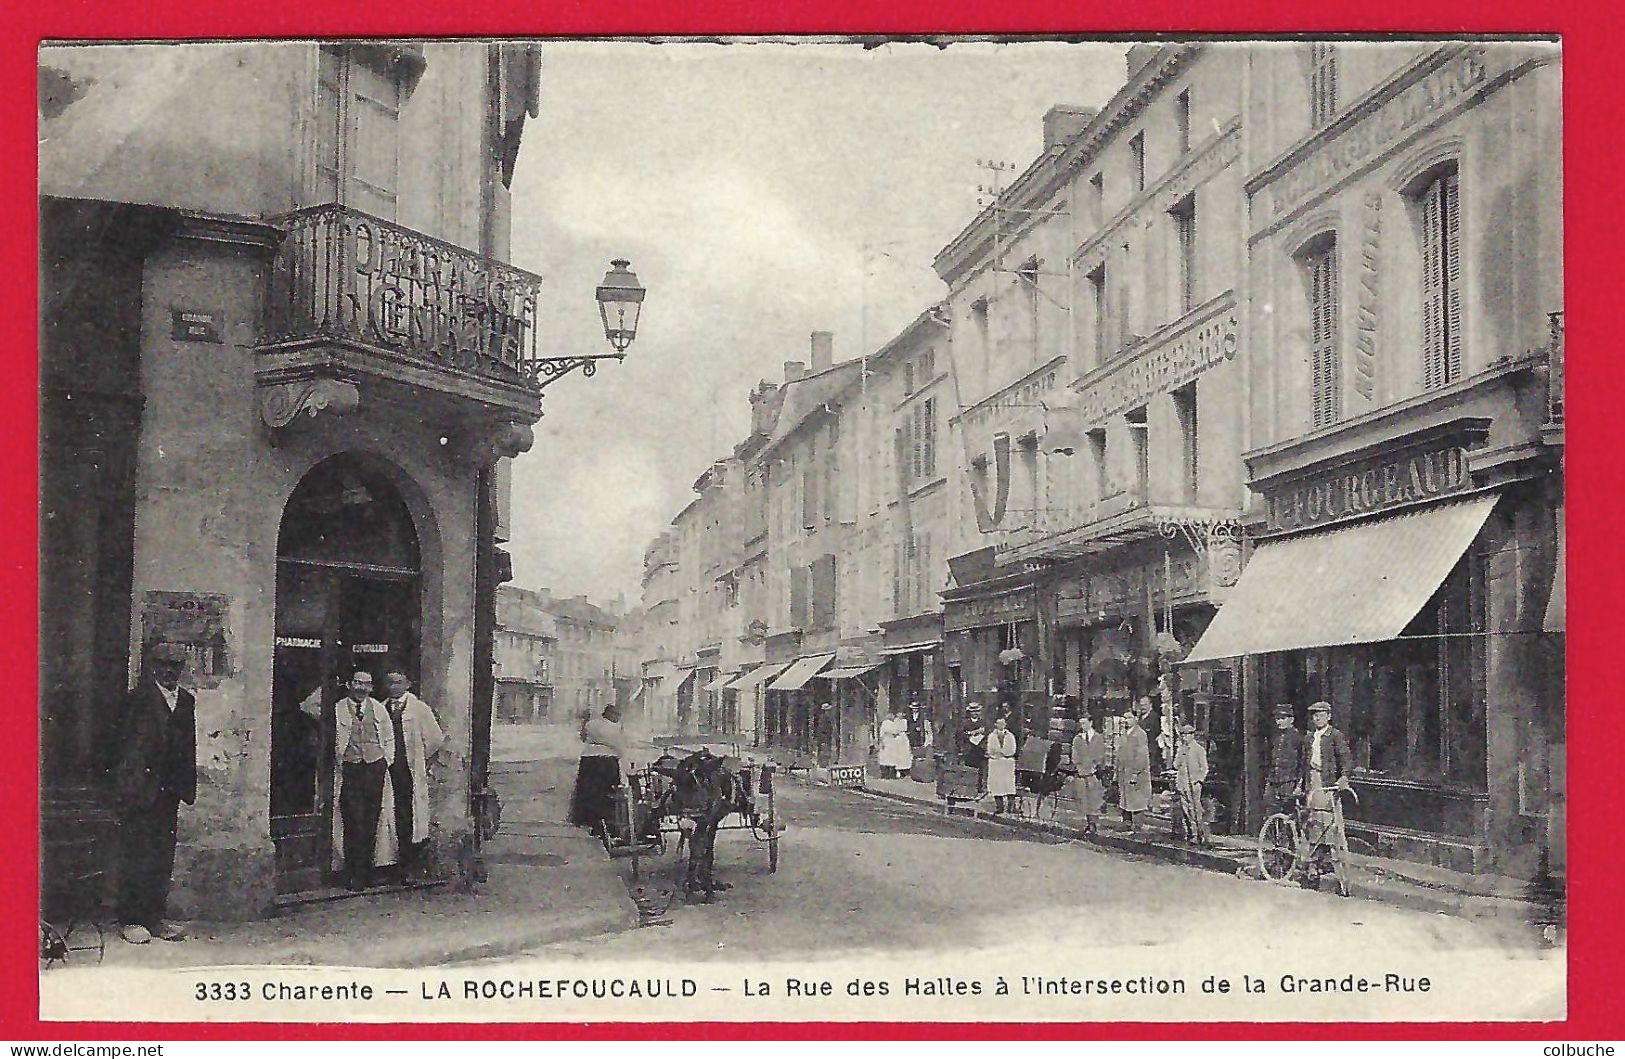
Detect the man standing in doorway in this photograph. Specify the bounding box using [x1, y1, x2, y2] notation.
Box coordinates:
[305, 670, 389, 890]
[1266, 703, 1304, 814]
[106, 640, 197, 944]
[378, 669, 446, 881]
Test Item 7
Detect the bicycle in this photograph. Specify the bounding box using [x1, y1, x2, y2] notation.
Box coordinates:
[1256, 785, 1358, 897]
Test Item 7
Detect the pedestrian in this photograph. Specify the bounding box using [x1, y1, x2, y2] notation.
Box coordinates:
[1171, 722, 1210, 844]
[1297, 700, 1353, 849]
[303, 670, 390, 891]
[877, 707, 912, 780]
[569, 703, 627, 833]
[1066, 714, 1106, 833]
[1134, 694, 1166, 774]
[1266, 703, 1303, 814]
[983, 715, 1018, 813]
[1115, 706, 1152, 830]
[376, 669, 447, 882]
[104, 640, 197, 944]
[958, 703, 987, 774]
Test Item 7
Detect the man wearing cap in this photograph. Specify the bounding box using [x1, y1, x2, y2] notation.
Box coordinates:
[1171, 723, 1210, 844]
[105, 641, 197, 944]
[1297, 701, 1353, 850]
[1266, 704, 1304, 814]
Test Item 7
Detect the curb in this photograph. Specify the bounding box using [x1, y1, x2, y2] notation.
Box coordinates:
[408, 903, 641, 967]
[818, 777, 1544, 923]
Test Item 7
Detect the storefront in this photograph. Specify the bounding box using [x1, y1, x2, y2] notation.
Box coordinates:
[766, 652, 835, 761]
[1186, 408, 1564, 875]
[942, 570, 1041, 741]
[879, 614, 947, 755]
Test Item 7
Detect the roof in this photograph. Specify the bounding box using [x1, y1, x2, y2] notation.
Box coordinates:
[759, 357, 867, 459]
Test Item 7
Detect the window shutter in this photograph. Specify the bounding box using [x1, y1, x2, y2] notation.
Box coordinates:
[923, 398, 937, 478]
[1310, 247, 1341, 428]
[1442, 171, 1463, 386]
[892, 540, 904, 615]
[1421, 177, 1447, 390]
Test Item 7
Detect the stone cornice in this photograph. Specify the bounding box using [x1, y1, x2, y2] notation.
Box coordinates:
[174, 210, 285, 253]
[952, 354, 1068, 426]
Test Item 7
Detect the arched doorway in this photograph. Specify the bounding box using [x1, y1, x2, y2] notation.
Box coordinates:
[272, 454, 422, 895]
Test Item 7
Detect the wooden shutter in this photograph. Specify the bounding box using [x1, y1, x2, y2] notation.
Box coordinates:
[892, 540, 904, 615]
[922, 398, 937, 478]
[1309, 246, 1341, 428]
[1442, 171, 1463, 386]
[1421, 176, 1448, 390]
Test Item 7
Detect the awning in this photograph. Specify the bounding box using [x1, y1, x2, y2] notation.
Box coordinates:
[880, 639, 942, 655]
[821, 661, 884, 680]
[1183, 493, 1500, 663]
[768, 653, 836, 690]
[703, 671, 739, 692]
[1544, 509, 1565, 633]
[721, 666, 762, 691]
[734, 661, 793, 689]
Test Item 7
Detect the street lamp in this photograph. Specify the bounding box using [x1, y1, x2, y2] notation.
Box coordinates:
[525, 258, 646, 390]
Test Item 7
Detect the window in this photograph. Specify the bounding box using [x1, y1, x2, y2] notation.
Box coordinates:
[919, 348, 935, 381]
[1170, 193, 1197, 315]
[1303, 237, 1341, 427]
[1088, 265, 1109, 363]
[903, 361, 915, 396]
[971, 298, 991, 360]
[1173, 382, 1199, 502]
[906, 398, 938, 483]
[1090, 172, 1105, 226]
[1310, 43, 1339, 129]
[1175, 90, 1192, 154]
[1416, 167, 1463, 390]
[315, 45, 403, 218]
[1018, 257, 1041, 353]
[1130, 131, 1146, 193]
[1125, 406, 1149, 498]
[1118, 242, 1135, 347]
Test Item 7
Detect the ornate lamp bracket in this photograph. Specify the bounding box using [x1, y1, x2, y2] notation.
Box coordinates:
[522, 353, 626, 391]
[1156, 516, 1248, 590]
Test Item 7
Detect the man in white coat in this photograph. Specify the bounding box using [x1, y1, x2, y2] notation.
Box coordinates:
[376, 669, 447, 882]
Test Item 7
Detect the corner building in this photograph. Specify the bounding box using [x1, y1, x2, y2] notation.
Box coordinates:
[1185, 41, 1564, 876]
[39, 41, 546, 916]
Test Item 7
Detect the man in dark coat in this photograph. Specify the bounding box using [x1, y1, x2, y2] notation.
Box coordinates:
[1266, 703, 1304, 813]
[105, 641, 197, 944]
[1297, 700, 1353, 850]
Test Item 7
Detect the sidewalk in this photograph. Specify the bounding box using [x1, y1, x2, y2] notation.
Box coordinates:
[842, 771, 1555, 926]
[80, 733, 639, 970]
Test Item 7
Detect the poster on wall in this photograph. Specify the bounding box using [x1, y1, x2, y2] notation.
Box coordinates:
[140, 590, 232, 688]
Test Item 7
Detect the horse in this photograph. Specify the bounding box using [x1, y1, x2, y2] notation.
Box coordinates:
[650, 748, 749, 899]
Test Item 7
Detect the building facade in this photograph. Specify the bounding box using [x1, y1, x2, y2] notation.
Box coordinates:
[494, 586, 557, 723]
[1185, 40, 1563, 875]
[39, 41, 544, 916]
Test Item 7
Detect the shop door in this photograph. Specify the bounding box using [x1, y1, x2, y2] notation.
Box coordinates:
[271, 567, 419, 894]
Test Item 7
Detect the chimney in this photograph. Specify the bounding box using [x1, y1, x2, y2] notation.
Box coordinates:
[1126, 43, 1161, 80]
[809, 331, 834, 373]
[784, 360, 806, 383]
[1043, 105, 1098, 150]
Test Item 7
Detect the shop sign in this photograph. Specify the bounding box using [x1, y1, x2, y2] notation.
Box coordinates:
[1263, 444, 1470, 533]
[944, 588, 1036, 632]
[140, 591, 231, 689]
[827, 765, 867, 788]
[1075, 298, 1238, 424]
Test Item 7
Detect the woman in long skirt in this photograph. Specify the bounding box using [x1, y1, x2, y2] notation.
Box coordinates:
[877, 707, 913, 779]
[569, 704, 625, 832]
[1115, 707, 1152, 830]
[1067, 716, 1106, 833]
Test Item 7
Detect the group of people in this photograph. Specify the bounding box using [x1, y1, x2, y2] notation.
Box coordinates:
[104, 643, 448, 946]
[875, 705, 933, 780]
[304, 668, 448, 893]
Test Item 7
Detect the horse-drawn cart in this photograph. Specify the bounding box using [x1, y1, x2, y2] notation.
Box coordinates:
[598, 748, 781, 896]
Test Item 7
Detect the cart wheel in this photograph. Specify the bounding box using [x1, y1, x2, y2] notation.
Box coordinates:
[40, 921, 67, 966]
[1257, 813, 1299, 883]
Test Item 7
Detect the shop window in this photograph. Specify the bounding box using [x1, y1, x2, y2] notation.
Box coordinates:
[1413, 165, 1464, 390]
[1309, 43, 1339, 129]
[1298, 234, 1342, 428]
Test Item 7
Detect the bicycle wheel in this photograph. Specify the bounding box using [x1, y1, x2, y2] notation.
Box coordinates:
[1257, 813, 1299, 883]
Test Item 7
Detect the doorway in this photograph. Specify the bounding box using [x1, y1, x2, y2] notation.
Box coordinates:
[272, 455, 421, 895]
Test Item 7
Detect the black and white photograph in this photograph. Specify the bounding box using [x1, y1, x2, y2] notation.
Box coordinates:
[36, 35, 1565, 1023]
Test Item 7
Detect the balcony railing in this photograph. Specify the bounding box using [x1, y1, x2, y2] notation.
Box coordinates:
[263, 204, 542, 390]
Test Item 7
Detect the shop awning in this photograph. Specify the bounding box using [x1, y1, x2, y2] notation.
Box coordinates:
[1544, 513, 1565, 633]
[821, 661, 884, 680]
[880, 639, 941, 655]
[732, 661, 792, 689]
[721, 666, 763, 691]
[768, 653, 836, 690]
[1183, 493, 1500, 663]
[703, 671, 738, 692]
